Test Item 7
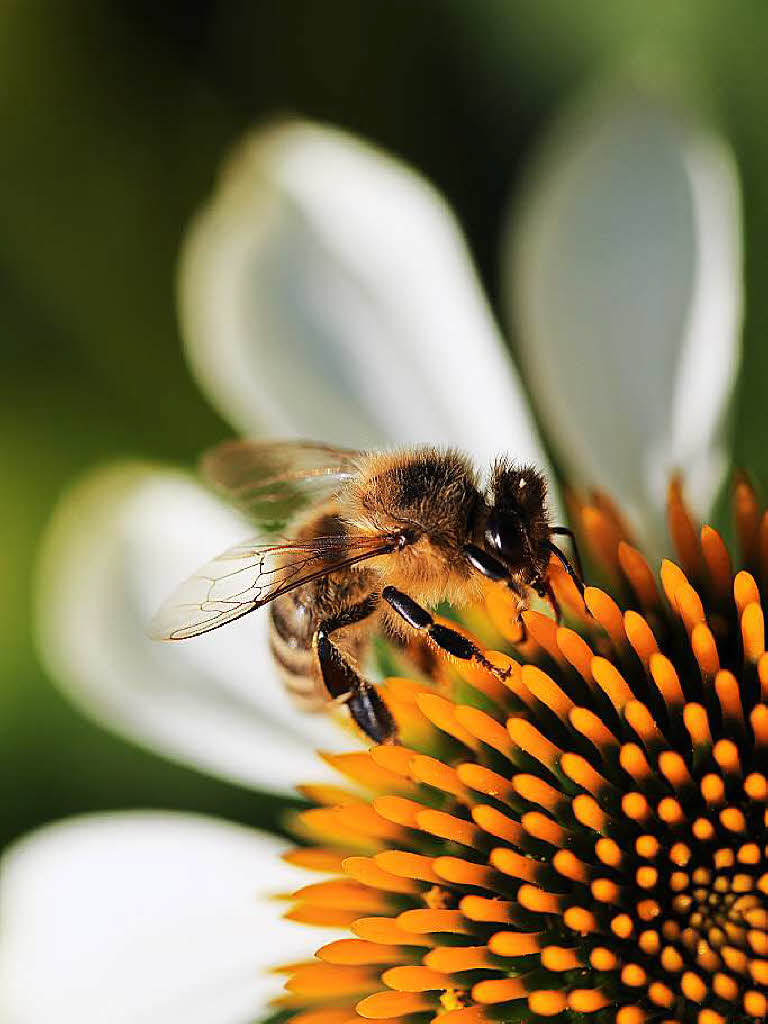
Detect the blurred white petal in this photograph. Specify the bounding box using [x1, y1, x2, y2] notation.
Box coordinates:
[508, 92, 742, 547]
[36, 463, 364, 794]
[0, 813, 332, 1024]
[180, 120, 548, 472]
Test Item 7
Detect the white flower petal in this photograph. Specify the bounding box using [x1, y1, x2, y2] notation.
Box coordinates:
[0, 812, 333, 1024]
[36, 463, 364, 794]
[180, 120, 548, 472]
[508, 92, 742, 547]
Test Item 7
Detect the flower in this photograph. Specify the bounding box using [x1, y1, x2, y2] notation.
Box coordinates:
[279, 477, 768, 1024]
[1, 90, 745, 1024]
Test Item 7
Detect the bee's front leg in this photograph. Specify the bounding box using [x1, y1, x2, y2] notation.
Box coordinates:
[382, 586, 511, 681]
[463, 543, 529, 643]
[534, 577, 562, 624]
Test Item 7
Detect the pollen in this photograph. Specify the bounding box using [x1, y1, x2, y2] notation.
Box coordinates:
[280, 478, 768, 1024]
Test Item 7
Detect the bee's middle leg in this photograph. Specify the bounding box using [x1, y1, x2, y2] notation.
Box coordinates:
[382, 586, 511, 680]
[312, 594, 397, 744]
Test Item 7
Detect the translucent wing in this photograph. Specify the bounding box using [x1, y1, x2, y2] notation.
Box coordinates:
[150, 532, 394, 641]
[201, 439, 361, 532]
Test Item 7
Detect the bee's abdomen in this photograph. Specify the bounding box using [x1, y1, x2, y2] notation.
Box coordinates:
[269, 592, 325, 707]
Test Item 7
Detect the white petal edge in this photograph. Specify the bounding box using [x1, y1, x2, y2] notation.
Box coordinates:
[507, 92, 742, 549]
[179, 119, 550, 475]
[36, 462, 364, 795]
[0, 812, 337, 1024]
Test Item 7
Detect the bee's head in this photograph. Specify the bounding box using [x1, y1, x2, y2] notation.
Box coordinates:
[483, 461, 550, 579]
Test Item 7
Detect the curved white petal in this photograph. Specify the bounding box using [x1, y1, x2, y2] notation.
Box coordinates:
[180, 120, 548, 473]
[0, 813, 334, 1024]
[507, 92, 742, 547]
[36, 463, 364, 794]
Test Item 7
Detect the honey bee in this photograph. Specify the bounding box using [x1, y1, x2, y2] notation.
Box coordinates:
[151, 441, 584, 743]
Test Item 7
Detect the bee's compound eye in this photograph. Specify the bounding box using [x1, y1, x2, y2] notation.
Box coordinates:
[394, 528, 418, 551]
[485, 509, 525, 565]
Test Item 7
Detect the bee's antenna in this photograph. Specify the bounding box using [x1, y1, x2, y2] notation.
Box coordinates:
[546, 540, 585, 597]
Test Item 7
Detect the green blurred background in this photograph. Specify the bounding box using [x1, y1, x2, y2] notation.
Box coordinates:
[3, 0, 768, 852]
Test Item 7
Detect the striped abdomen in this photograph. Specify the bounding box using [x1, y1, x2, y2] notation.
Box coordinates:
[268, 569, 377, 710]
[268, 502, 380, 709]
[269, 587, 324, 708]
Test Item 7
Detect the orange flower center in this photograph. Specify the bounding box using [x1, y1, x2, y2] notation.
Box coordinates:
[279, 478, 768, 1024]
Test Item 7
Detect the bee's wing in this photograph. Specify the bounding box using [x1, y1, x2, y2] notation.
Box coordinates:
[201, 440, 361, 532]
[149, 533, 393, 642]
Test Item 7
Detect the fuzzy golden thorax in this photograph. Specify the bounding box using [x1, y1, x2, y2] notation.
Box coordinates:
[337, 448, 484, 609]
[343, 447, 480, 557]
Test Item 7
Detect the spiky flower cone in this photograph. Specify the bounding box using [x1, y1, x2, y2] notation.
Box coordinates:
[279, 480, 768, 1024]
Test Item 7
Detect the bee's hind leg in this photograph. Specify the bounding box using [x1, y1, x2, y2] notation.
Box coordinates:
[313, 594, 397, 744]
[382, 586, 511, 681]
[346, 682, 397, 745]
